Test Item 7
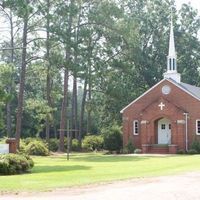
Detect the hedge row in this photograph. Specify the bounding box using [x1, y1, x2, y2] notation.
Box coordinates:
[18, 125, 123, 154]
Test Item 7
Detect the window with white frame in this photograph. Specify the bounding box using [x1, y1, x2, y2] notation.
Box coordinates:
[196, 120, 200, 135]
[133, 120, 139, 135]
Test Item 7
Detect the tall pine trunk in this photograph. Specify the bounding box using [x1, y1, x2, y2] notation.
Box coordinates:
[59, 67, 69, 152]
[45, 0, 51, 141]
[87, 64, 92, 134]
[15, 16, 28, 149]
[72, 72, 78, 139]
[59, 1, 73, 148]
[71, 6, 82, 140]
[6, 11, 14, 137]
[79, 78, 87, 143]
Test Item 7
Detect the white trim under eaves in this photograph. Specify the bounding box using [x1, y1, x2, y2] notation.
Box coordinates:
[120, 78, 200, 114]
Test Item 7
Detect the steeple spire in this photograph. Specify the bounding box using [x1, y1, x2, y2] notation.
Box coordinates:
[164, 11, 181, 83]
[168, 16, 176, 58]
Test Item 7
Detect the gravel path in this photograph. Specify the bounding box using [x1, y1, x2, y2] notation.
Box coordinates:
[1, 172, 200, 200]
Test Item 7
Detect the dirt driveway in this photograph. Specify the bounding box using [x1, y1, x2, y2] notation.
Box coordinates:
[1, 172, 200, 200]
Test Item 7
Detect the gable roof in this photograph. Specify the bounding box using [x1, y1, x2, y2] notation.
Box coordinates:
[179, 82, 200, 99]
[120, 78, 200, 113]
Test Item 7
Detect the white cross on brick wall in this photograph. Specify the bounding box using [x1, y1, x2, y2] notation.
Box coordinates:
[158, 102, 165, 110]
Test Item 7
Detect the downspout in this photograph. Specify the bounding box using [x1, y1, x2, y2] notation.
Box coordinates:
[183, 113, 188, 152]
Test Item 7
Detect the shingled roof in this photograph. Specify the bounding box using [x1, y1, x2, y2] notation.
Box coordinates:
[179, 82, 200, 99]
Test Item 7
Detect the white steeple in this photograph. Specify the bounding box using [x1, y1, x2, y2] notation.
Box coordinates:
[164, 13, 181, 83]
[168, 16, 176, 58]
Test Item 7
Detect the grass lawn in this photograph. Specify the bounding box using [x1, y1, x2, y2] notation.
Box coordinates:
[1, 153, 200, 192]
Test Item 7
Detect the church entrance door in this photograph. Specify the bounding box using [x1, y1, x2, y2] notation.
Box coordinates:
[158, 118, 171, 144]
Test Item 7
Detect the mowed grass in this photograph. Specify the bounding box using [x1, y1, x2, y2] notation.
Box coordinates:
[1, 153, 200, 192]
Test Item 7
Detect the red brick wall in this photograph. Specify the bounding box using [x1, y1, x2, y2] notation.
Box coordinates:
[122, 79, 200, 151]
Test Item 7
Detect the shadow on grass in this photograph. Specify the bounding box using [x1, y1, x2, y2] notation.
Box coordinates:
[66, 155, 150, 162]
[32, 165, 91, 173]
[47, 153, 180, 163]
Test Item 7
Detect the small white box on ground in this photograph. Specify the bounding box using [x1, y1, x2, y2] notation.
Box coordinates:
[0, 144, 9, 154]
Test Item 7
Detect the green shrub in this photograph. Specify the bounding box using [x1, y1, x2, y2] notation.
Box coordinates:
[191, 140, 200, 153]
[134, 149, 142, 154]
[64, 137, 69, 151]
[82, 135, 104, 151]
[71, 139, 80, 151]
[19, 139, 26, 154]
[187, 149, 198, 155]
[123, 140, 135, 154]
[48, 138, 59, 152]
[24, 154, 34, 168]
[103, 125, 122, 152]
[122, 148, 129, 154]
[0, 137, 7, 144]
[0, 154, 34, 175]
[177, 149, 185, 154]
[23, 137, 42, 145]
[20, 138, 46, 154]
[25, 140, 49, 156]
[63, 138, 80, 152]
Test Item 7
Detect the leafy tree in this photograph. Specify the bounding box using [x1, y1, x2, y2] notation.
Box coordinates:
[0, 64, 16, 135]
[177, 3, 200, 85]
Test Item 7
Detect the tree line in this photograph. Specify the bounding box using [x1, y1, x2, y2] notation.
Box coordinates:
[0, 0, 199, 150]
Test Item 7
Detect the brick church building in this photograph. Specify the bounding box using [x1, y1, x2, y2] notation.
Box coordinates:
[120, 18, 200, 154]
